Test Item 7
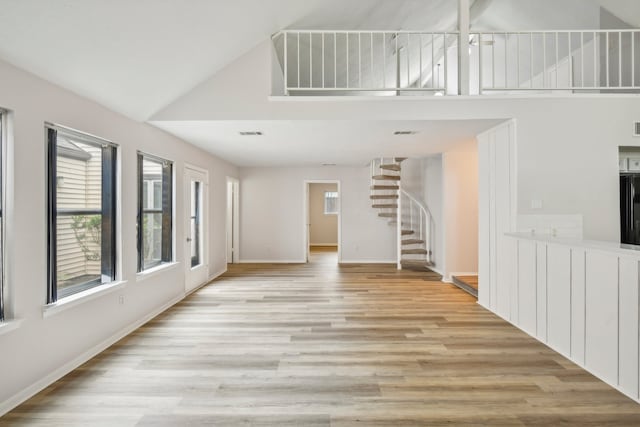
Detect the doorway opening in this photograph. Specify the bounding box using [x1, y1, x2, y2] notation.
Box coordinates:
[304, 181, 341, 264]
[226, 177, 239, 264]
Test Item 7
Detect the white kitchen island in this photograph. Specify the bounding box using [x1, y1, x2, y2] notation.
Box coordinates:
[483, 232, 640, 402]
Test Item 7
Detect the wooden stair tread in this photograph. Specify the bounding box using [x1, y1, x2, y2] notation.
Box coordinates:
[370, 195, 399, 199]
[372, 204, 398, 209]
[378, 212, 397, 218]
[401, 229, 415, 235]
[402, 239, 425, 245]
[372, 175, 401, 181]
[394, 157, 407, 162]
[402, 248, 429, 255]
[371, 185, 399, 190]
[379, 164, 402, 172]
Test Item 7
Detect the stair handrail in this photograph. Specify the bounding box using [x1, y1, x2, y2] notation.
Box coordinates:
[400, 189, 432, 265]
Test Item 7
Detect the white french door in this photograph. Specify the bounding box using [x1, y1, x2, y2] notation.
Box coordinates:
[184, 166, 208, 293]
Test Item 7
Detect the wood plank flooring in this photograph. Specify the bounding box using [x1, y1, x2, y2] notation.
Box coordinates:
[3, 250, 640, 426]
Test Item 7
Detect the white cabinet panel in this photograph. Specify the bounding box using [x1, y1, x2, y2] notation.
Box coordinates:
[585, 251, 619, 385]
[570, 248, 586, 364]
[495, 132, 512, 320]
[477, 137, 491, 309]
[547, 245, 572, 357]
[517, 239, 537, 336]
[536, 243, 548, 342]
[619, 257, 639, 399]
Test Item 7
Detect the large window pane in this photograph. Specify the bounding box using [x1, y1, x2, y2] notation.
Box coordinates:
[47, 126, 117, 302]
[138, 153, 173, 272]
[190, 181, 201, 268]
[55, 140, 102, 294]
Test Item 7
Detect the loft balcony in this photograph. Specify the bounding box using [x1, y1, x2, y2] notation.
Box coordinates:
[271, 29, 640, 96]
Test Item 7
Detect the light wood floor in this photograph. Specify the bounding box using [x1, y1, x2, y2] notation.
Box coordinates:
[3, 253, 640, 426]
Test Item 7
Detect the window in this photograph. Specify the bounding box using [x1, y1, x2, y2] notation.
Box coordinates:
[0, 111, 5, 320]
[137, 153, 173, 271]
[47, 125, 118, 302]
[324, 191, 339, 214]
[190, 181, 201, 268]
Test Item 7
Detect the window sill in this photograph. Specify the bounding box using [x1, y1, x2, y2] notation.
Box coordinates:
[42, 280, 127, 319]
[136, 261, 180, 283]
[0, 319, 24, 336]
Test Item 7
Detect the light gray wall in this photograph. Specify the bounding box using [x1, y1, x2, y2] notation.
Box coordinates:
[0, 58, 237, 412]
[443, 146, 479, 278]
[309, 183, 338, 245]
[239, 166, 396, 263]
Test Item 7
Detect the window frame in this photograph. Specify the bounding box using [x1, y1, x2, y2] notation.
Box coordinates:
[46, 124, 118, 303]
[137, 152, 173, 272]
[0, 110, 5, 321]
[324, 191, 339, 215]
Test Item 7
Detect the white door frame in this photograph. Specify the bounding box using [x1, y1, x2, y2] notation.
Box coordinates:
[303, 180, 342, 263]
[226, 177, 240, 264]
[184, 164, 209, 293]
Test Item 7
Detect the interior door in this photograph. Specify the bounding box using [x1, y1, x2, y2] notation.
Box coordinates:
[185, 167, 208, 293]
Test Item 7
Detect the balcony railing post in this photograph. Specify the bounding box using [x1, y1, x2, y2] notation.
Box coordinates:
[458, 0, 470, 95]
[284, 32, 288, 95]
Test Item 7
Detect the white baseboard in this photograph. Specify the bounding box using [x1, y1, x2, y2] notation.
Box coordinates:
[0, 293, 185, 417]
[185, 268, 227, 296]
[429, 266, 443, 276]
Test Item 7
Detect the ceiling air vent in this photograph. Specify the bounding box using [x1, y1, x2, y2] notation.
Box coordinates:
[239, 131, 263, 136]
[635, 122, 640, 137]
[394, 131, 418, 136]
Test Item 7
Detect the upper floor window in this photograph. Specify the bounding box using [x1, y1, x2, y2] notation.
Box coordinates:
[47, 125, 118, 302]
[324, 191, 339, 215]
[137, 153, 173, 271]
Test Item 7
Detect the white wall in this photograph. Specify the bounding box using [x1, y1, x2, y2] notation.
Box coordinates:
[309, 183, 338, 245]
[152, 40, 640, 244]
[0, 59, 237, 413]
[442, 144, 479, 280]
[423, 155, 445, 274]
[239, 166, 396, 263]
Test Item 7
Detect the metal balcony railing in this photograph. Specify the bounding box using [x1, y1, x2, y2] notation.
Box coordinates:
[274, 30, 459, 95]
[272, 29, 640, 96]
[472, 30, 640, 93]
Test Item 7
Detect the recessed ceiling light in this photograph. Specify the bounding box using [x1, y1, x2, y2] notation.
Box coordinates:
[393, 131, 418, 135]
[239, 131, 263, 136]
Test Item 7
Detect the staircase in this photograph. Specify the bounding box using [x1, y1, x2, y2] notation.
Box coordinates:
[369, 158, 435, 272]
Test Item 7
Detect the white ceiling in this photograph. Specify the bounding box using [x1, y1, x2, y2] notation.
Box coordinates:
[1, 0, 634, 122]
[0, 0, 637, 167]
[151, 119, 505, 167]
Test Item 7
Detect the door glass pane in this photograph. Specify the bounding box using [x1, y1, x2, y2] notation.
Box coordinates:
[56, 138, 102, 291]
[191, 181, 201, 267]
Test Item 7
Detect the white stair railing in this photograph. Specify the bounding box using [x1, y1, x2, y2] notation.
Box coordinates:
[400, 190, 432, 266]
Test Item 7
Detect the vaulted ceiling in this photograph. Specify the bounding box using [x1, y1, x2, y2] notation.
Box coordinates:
[0, 0, 637, 166]
[0, 0, 634, 121]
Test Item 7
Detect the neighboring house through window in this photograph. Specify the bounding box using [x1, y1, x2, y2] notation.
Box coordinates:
[137, 153, 173, 271]
[46, 124, 118, 302]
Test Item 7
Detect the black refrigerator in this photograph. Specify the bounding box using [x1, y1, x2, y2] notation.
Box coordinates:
[620, 174, 640, 245]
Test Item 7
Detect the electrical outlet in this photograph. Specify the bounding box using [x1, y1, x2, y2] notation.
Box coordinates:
[118, 295, 125, 305]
